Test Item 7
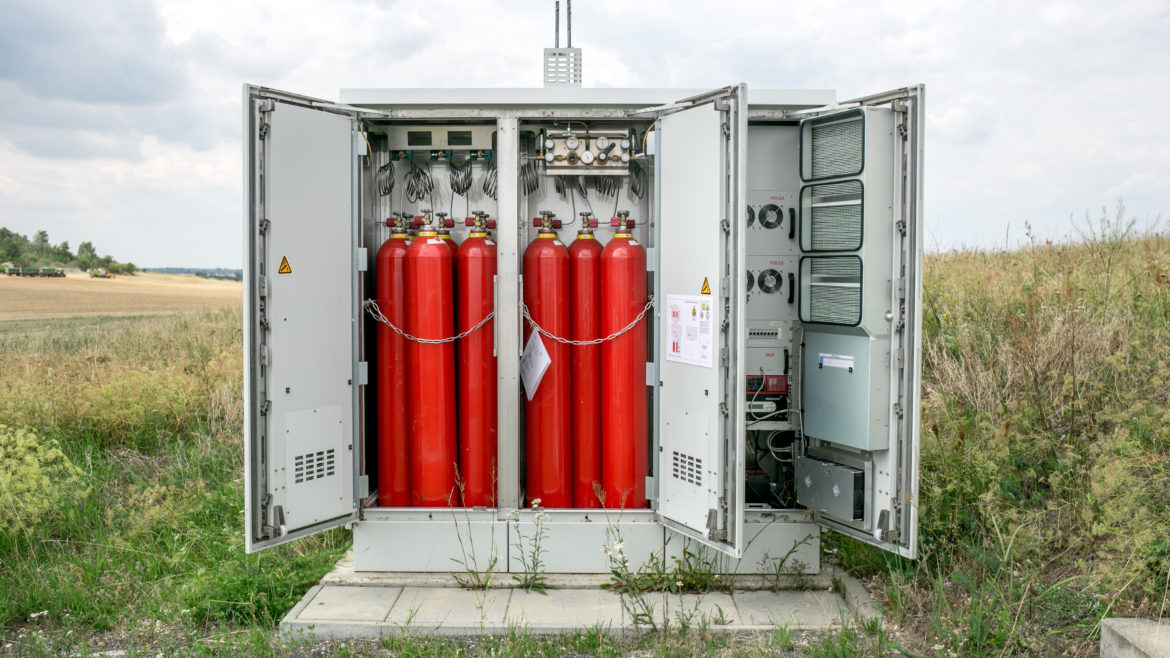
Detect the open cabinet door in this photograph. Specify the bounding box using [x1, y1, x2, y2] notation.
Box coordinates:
[792, 86, 924, 558]
[244, 85, 364, 552]
[653, 85, 748, 557]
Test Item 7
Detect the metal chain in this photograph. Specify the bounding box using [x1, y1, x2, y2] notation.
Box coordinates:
[363, 296, 654, 347]
[523, 297, 654, 346]
[363, 300, 494, 344]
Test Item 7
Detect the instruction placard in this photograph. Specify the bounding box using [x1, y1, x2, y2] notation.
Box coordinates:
[520, 332, 552, 400]
[665, 294, 714, 368]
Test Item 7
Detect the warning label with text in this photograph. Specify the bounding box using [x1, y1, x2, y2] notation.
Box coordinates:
[665, 294, 714, 368]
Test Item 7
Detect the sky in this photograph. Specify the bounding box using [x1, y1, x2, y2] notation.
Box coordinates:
[0, 0, 1167, 268]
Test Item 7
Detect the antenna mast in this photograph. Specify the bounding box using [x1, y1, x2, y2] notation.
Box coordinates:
[542, 0, 582, 87]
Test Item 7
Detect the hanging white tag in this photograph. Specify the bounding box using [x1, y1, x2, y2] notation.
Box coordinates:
[520, 332, 552, 401]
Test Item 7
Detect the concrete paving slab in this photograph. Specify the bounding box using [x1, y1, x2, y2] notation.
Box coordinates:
[298, 585, 402, 622]
[732, 590, 846, 629]
[1101, 618, 1170, 657]
[387, 586, 509, 628]
[666, 592, 738, 626]
[506, 588, 624, 631]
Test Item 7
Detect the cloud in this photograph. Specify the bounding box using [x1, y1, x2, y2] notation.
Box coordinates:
[0, 0, 1168, 266]
[0, 0, 186, 105]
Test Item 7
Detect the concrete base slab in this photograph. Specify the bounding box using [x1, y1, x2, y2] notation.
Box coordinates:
[1101, 618, 1170, 658]
[733, 589, 846, 628]
[283, 552, 871, 639]
[507, 588, 625, 632]
[388, 586, 509, 628]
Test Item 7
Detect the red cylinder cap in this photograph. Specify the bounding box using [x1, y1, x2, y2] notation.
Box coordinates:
[626, 218, 636, 229]
[532, 217, 542, 227]
[610, 216, 621, 227]
[486, 219, 497, 229]
[552, 219, 562, 229]
[588, 218, 599, 228]
[385, 217, 395, 227]
[464, 217, 475, 227]
[443, 218, 455, 228]
[412, 216, 424, 227]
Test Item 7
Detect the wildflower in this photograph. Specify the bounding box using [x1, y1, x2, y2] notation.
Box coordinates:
[613, 540, 624, 552]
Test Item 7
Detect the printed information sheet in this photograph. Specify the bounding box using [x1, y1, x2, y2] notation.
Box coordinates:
[665, 294, 714, 368]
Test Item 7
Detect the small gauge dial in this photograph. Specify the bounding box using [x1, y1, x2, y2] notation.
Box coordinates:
[543, 138, 555, 150]
[580, 150, 595, 164]
[596, 136, 610, 149]
[620, 138, 631, 149]
[565, 136, 580, 149]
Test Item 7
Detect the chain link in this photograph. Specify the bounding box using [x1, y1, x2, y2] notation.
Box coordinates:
[362, 296, 654, 347]
[363, 299, 494, 344]
[523, 297, 654, 346]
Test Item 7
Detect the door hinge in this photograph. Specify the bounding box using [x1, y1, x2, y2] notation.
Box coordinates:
[706, 506, 728, 541]
[259, 218, 271, 235]
[895, 218, 907, 236]
[262, 504, 287, 539]
[719, 401, 729, 417]
[357, 247, 368, 272]
[259, 317, 270, 331]
[874, 509, 891, 542]
[720, 277, 730, 297]
[720, 218, 730, 234]
[893, 402, 904, 419]
[896, 347, 905, 369]
[257, 99, 275, 139]
[896, 277, 906, 300]
[260, 399, 271, 416]
[259, 276, 268, 299]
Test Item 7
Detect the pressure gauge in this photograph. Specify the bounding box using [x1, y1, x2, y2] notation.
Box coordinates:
[620, 138, 631, 149]
[544, 152, 555, 163]
[565, 135, 580, 150]
[598, 151, 608, 161]
[543, 138, 555, 150]
[595, 136, 610, 149]
[619, 152, 630, 163]
[580, 150, 595, 164]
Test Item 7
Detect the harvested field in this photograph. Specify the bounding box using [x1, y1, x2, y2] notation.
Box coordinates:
[0, 271, 240, 319]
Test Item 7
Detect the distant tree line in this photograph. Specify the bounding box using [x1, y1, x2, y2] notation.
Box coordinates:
[145, 267, 242, 281]
[0, 227, 137, 274]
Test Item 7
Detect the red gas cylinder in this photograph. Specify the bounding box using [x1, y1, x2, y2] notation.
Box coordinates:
[569, 221, 603, 508]
[405, 224, 458, 507]
[375, 218, 411, 507]
[456, 216, 497, 507]
[522, 212, 572, 508]
[601, 213, 648, 509]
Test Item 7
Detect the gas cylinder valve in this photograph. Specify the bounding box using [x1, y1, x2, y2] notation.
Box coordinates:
[534, 210, 558, 229]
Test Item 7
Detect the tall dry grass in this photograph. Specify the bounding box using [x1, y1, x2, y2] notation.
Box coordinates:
[838, 203, 1170, 655]
[0, 310, 348, 642]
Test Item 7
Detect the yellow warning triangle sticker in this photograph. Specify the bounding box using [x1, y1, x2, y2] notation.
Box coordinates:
[277, 256, 292, 274]
[700, 276, 711, 295]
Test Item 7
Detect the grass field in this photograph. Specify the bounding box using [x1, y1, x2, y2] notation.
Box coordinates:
[1, 208, 1168, 656]
[0, 271, 240, 319]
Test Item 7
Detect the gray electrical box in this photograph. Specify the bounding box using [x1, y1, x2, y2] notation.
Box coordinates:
[794, 455, 865, 522]
[242, 83, 926, 565]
